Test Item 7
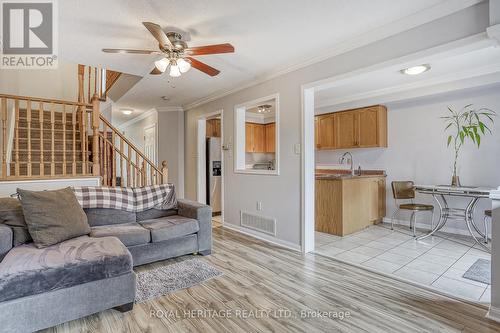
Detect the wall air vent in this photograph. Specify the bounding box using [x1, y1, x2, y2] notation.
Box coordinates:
[240, 211, 276, 236]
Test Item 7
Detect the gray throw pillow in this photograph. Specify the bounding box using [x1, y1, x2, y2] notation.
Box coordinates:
[17, 187, 91, 248]
[0, 197, 32, 246]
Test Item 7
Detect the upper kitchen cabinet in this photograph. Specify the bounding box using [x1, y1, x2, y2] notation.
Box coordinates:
[335, 111, 357, 148]
[206, 118, 221, 137]
[357, 106, 387, 148]
[316, 114, 336, 150]
[315, 105, 387, 150]
[265, 123, 276, 153]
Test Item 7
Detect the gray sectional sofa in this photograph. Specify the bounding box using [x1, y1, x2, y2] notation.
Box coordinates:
[0, 198, 212, 333]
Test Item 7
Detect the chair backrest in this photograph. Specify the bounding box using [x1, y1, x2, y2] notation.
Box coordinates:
[391, 181, 415, 199]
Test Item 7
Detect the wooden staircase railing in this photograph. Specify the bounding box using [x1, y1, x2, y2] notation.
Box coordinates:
[0, 93, 168, 187]
[86, 94, 168, 187]
[0, 93, 92, 179]
[78, 65, 122, 104]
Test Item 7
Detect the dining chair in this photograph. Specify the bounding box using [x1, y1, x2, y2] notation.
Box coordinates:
[484, 210, 491, 244]
[391, 181, 434, 237]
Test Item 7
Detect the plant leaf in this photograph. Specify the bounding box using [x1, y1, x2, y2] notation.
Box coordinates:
[478, 121, 485, 134]
[475, 133, 481, 147]
[447, 135, 452, 147]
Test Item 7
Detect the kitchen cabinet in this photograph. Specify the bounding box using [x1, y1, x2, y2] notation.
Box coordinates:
[335, 112, 357, 148]
[315, 105, 387, 150]
[245, 122, 275, 153]
[206, 118, 221, 137]
[265, 123, 275, 153]
[316, 114, 336, 150]
[315, 175, 386, 236]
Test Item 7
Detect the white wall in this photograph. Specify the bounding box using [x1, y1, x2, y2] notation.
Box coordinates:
[0, 62, 78, 101]
[184, 3, 489, 248]
[158, 111, 185, 198]
[316, 86, 500, 234]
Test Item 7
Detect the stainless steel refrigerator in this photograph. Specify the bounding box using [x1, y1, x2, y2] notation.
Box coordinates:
[206, 137, 221, 214]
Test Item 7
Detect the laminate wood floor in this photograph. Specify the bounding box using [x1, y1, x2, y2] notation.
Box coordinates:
[42, 227, 500, 333]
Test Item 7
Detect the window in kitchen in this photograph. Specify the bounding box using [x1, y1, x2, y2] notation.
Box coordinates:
[234, 94, 279, 175]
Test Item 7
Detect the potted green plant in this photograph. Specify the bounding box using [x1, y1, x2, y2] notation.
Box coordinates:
[442, 104, 495, 186]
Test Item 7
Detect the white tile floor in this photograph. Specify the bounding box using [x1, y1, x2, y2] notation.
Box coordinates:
[315, 223, 491, 303]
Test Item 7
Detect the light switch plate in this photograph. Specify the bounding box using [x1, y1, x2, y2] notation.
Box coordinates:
[294, 143, 301, 155]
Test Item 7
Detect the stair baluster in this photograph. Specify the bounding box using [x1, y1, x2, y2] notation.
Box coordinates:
[39, 102, 44, 176]
[14, 100, 19, 176]
[1, 98, 6, 178]
[50, 103, 55, 176]
[27, 101, 32, 177]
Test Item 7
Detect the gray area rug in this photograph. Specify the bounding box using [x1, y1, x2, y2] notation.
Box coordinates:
[462, 259, 490, 285]
[135, 258, 223, 303]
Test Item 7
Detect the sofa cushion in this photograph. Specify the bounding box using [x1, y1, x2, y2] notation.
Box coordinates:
[139, 215, 199, 243]
[90, 223, 150, 246]
[136, 208, 177, 222]
[0, 235, 132, 302]
[84, 208, 137, 227]
[17, 187, 90, 248]
[0, 197, 32, 246]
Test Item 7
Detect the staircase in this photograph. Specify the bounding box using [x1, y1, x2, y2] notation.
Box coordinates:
[11, 103, 86, 177]
[0, 65, 168, 186]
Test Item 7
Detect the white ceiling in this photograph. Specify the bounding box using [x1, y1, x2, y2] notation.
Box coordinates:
[59, 0, 454, 117]
[315, 43, 500, 112]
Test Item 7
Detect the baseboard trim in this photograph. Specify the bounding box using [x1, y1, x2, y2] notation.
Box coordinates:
[383, 217, 491, 238]
[487, 305, 500, 323]
[222, 223, 301, 252]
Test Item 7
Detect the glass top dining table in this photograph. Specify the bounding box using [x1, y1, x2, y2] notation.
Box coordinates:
[414, 185, 493, 252]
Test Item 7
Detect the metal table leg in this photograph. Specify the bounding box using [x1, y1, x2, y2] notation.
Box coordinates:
[464, 197, 490, 252]
[416, 194, 447, 240]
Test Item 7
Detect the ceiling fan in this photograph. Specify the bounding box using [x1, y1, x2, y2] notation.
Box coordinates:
[102, 22, 234, 77]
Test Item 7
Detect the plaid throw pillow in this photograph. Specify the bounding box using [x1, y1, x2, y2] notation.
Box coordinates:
[72, 184, 176, 212]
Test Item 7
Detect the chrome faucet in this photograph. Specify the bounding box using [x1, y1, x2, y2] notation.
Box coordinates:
[340, 152, 354, 175]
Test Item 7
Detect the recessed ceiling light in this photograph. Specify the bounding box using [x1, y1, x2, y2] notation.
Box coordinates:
[401, 64, 431, 75]
[121, 109, 133, 115]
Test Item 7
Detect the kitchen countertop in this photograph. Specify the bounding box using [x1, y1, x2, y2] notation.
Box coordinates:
[315, 169, 386, 180]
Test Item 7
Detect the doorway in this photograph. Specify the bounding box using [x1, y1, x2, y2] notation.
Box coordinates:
[196, 110, 224, 227]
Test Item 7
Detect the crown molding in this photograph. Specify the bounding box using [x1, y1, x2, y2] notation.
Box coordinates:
[156, 106, 184, 112]
[182, 0, 483, 111]
[117, 108, 157, 130]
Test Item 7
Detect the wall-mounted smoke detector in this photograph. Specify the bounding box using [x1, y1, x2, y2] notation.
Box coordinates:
[161, 96, 170, 101]
[400, 64, 431, 75]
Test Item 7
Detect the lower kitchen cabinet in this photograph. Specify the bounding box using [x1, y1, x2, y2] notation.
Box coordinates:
[315, 176, 386, 236]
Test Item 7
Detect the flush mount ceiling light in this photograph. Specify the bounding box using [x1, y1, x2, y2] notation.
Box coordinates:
[257, 104, 272, 114]
[400, 64, 431, 75]
[121, 109, 133, 115]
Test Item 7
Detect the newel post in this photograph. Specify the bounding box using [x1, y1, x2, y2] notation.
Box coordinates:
[161, 160, 168, 184]
[91, 94, 100, 176]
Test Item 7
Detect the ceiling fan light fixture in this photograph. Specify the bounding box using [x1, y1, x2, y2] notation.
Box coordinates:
[169, 60, 181, 77]
[154, 58, 169, 73]
[177, 58, 191, 73]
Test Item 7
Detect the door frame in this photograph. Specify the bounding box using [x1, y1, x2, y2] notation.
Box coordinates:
[196, 110, 224, 223]
[299, 33, 493, 253]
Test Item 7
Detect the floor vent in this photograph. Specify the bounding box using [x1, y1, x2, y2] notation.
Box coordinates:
[240, 211, 276, 236]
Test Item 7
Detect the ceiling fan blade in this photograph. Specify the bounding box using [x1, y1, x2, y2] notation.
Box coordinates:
[150, 67, 164, 75]
[185, 43, 235, 56]
[102, 48, 161, 55]
[187, 57, 220, 76]
[142, 22, 173, 49]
